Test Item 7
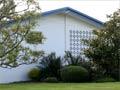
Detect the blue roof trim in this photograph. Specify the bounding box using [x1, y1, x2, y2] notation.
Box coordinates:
[41, 7, 104, 27]
[42, 7, 67, 16]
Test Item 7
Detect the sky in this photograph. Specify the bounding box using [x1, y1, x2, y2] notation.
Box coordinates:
[38, 0, 120, 22]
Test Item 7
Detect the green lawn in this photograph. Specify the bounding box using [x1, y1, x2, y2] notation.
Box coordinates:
[0, 82, 120, 90]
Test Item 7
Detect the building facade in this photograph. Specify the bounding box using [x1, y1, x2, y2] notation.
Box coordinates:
[37, 7, 103, 56]
[0, 7, 103, 83]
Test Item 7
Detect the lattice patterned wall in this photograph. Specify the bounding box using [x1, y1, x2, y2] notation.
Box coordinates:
[69, 30, 94, 57]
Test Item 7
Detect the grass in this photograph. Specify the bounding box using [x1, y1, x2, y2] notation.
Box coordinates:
[0, 82, 120, 90]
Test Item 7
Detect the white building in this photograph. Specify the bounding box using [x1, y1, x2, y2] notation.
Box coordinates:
[0, 7, 103, 83]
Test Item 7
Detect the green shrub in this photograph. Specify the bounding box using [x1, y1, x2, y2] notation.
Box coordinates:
[43, 77, 58, 83]
[90, 67, 105, 81]
[39, 53, 62, 80]
[60, 66, 89, 82]
[111, 69, 119, 80]
[28, 68, 41, 81]
[95, 77, 116, 82]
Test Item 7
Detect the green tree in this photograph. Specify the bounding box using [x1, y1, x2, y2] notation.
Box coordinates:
[84, 10, 120, 80]
[0, 0, 44, 68]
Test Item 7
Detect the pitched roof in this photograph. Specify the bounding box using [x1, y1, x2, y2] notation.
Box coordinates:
[42, 7, 104, 27]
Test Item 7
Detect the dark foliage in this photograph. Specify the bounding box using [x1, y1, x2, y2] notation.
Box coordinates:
[28, 68, 41, 81]
[64, 51, 83, 66]
[38, 53, 62, 80]
[42, 77, 58, 83]
[60, 66, 89, 82]
[95, 77, 116, 82]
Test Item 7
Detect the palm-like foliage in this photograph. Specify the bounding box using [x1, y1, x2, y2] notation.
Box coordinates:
[64, 51, 83, 66]
[39, 53, 62, 80]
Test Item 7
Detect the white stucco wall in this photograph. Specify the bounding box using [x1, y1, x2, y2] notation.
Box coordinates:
[35, 14, 65, 56]
[0, 13, 99, 83]
[0, 64, 36, 84]
[35, 14, 97, 56]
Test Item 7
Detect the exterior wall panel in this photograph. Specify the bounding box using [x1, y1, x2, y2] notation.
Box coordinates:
[36, 14, 65, 56]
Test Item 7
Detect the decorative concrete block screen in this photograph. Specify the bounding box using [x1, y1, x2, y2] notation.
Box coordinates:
[69, 30, 94, 57]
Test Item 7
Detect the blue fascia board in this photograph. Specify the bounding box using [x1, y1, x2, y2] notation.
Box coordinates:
[67, 7, 104, 27]
[41, 7, 104, 27]
[67, 7, 103, 24]
[41, 7, 67, 16]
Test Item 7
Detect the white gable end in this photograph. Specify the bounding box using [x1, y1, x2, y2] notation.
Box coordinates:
[35, 13, 98, 56]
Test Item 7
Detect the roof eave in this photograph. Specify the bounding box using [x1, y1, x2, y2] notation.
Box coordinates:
[41, 7, 104, 27]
